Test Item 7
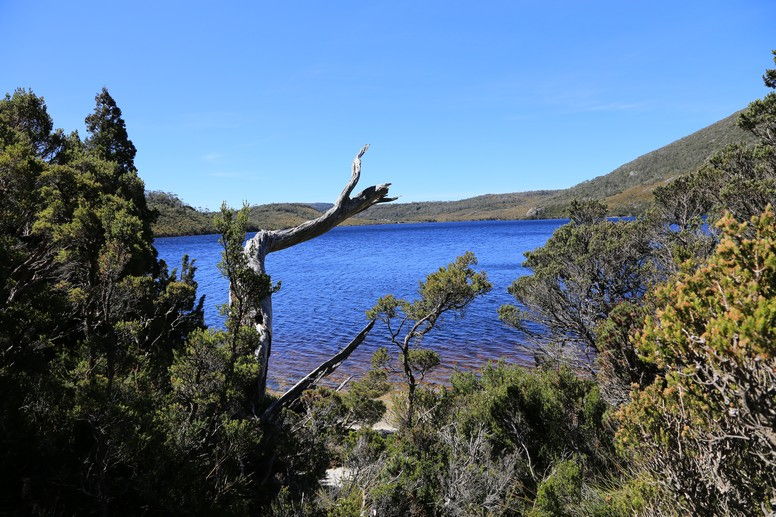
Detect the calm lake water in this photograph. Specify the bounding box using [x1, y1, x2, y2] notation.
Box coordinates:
[155, 219, 566, 390]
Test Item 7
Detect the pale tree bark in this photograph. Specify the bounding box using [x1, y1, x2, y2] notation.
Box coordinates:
[243, 145, 395, 401]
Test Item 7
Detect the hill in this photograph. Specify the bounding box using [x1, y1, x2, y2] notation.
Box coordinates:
[147, 191, 215, 236]
[148, 193, 383, 237]
[354, 190, 560, 222]
[150, 109, 753, 236]
[360, 110, 753, 222]
[532, 110, 754, 217]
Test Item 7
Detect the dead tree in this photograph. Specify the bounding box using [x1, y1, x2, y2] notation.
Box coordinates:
[243, 145, 395, 403]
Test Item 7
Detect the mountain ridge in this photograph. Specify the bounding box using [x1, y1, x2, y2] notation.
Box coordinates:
[149, 109, 753, 236]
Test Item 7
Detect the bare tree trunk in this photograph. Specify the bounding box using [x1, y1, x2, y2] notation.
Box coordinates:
[245, 232, 274, 400]
[243, 145, 395, 400]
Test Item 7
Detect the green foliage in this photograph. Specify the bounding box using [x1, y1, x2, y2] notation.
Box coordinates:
[153, 204, 287, 512]
[327, 364, 621, 516]
[568, 198, 608, 224]
[0, 88, 63, 158]
[368, 252, 491, 427]
[147, 190, 217, 236]
[457, 365, 615, 480]
[407, 348, 440, 382]
[0, 88, 205, 513]
[84, 88, 137, 173]
[582, 476, 657, 517]
[214, 202, 279, 326]
[594, 301, 657, 406]
[529, 459, 583, 517]
[337, 349, 391, 426]
[162, 327, 265, 511]
[528, 460, 656, 517]
[500, 213, 658, 363]
[300, 348, 393, 435]
[326, 490, 364, 517]
[618, 207, 776, 515]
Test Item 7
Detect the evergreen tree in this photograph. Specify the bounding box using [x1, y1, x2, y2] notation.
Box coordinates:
[0, 89, 203, 513]
[84, 87, 138, 173]
[84, 87, 157, 270]
[499, 201, 659, 366]
[368, 252, 491, 427]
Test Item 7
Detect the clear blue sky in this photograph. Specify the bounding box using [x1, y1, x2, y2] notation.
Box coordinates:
[1, 1, 774, 209]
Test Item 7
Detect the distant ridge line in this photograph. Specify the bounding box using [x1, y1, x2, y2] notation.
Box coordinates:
[149, 108, 753, 237]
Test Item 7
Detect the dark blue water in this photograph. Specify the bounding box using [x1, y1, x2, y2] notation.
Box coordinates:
[155, 219, 566, 390]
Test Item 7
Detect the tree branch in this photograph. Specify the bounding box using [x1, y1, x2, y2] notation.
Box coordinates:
[256, 145, 396, 254]
[260, 319, 376, 422]
[338, 144, 369, 204]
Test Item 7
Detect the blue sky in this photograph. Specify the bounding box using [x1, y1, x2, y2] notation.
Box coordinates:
[1, 1, 774, 209]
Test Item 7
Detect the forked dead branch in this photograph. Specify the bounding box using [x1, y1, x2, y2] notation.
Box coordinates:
[241, 145, 395, 415]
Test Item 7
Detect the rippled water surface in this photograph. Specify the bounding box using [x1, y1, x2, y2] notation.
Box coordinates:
[155, 219, 566, 390]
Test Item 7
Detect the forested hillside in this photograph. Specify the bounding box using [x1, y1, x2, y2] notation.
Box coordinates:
[151, 109, 752, 236]
[146, 191, 214, 235]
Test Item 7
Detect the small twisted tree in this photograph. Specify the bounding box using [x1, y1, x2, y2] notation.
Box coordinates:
[367, 252, 491, 427]
[499, 200, 658, 367]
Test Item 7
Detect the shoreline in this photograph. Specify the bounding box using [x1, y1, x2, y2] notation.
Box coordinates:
[152, 215, 578, 239]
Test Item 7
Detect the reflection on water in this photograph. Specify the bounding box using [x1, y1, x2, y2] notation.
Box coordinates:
[155, 219, 566, 390]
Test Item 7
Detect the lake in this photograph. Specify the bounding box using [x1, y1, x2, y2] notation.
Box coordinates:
[155, 219, 567, 390]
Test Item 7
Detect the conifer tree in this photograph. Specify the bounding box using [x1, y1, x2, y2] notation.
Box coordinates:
[85, 87, 138, 173]
[0, 89, 204, 512]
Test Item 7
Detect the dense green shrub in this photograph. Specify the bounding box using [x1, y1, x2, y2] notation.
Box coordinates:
[322, 364, 628, 516]
[618, 208, 776, 515]
[499, 200, 660, 365]
[0, 88, 206, 512]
